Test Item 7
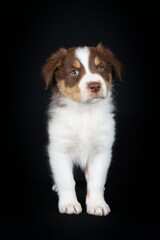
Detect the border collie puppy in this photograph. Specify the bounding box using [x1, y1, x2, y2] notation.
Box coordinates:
[42, 43, 122, 216]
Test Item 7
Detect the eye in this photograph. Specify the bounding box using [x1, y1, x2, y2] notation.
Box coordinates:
[98, 65, 105, 72]
[71, 69, 79, 76]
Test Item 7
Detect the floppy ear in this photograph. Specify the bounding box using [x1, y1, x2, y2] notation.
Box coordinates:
[96, 43, 122, 80]
[42, 48, 67, 89]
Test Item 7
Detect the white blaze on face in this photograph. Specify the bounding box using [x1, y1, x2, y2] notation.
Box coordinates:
[75, 47, 108, 102]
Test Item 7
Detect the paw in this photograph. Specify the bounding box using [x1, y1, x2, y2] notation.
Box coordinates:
[59, 200, 82, 215]
[87, 200, 110, 216]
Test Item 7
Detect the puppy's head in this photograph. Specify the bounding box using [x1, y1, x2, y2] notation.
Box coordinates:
[42, 43, 122, 103]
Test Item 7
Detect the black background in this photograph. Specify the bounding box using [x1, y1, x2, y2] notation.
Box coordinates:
[1, 1, 160, 239]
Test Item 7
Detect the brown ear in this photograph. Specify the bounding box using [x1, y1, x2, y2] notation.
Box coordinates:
[96, 43, 122, 80]
[42, 48, 67, 89]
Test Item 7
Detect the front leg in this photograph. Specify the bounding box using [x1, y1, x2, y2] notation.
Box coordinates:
[49, 151, 82, 214]
[86, 150, 112, 216]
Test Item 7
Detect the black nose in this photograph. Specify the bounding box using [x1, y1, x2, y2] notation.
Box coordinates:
[88, 82, 101, 93]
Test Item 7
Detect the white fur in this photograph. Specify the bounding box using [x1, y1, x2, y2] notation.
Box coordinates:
[48, 95, 115, 215]
[75, 47, 90, 73]
[47, 47, 115, 216]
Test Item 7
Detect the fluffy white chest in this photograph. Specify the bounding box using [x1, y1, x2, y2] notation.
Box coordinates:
[48, 98, 115, 167]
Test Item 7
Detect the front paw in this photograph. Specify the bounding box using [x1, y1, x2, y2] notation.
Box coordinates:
[86, 199, 110, 216]
[59, 200, 82, 215]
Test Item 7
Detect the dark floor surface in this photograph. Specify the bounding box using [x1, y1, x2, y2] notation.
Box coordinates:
[1, 171, 160, 240]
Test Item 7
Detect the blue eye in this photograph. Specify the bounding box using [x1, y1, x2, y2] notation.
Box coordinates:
[98, 65, 105, 72]
[71, 69, 79, 76]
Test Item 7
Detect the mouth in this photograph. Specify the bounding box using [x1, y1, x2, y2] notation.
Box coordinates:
[87, 96, 105, 104]
[90, 93, 105, 100]
[92, 96, 104, 99]
[81, 91, 107, 104]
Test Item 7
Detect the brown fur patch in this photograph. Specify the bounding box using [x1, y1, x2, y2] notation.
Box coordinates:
[89, 47, 112, 89]
[89, 44, 122, 90]
[94, 56, 101, 66]
[105, 73, 112, 90]
[42, 48, 67, 89]
[96, 43, 122, 80]
[73, 59, 81, 69]
[55, 49, 86, 89]
[57, 80, 82, 102]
